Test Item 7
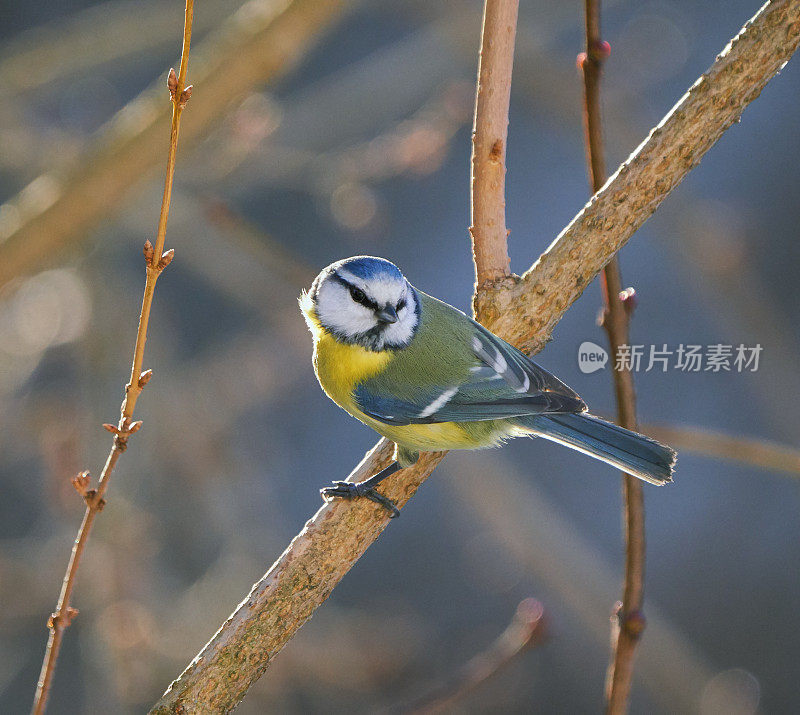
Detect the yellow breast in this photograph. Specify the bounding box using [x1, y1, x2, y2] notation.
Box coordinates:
[314, 330, 392, 408]
[301, 301, 392, 410]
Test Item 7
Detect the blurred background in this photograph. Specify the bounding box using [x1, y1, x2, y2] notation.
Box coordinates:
[1, 0, 799, 712]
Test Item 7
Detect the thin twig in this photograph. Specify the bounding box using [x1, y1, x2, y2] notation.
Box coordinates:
[578, 1, 646, 711]
[31, 4, 195, 713]
[469, 0, 518, 291]
[151, 2, 800, 711]
[398, 599, 546, 714]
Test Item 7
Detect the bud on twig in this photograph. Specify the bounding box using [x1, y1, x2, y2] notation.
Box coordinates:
[168, 68, 192, 108]
[619, 286, 637, 316]
[71, 471, 91, 497]
[143, 240, 155, 266]
[83, 489, 106, 511]
[157, 249, 175, 271]
[179, 85, 193, 109]
[616, 603, 646, 639]
[591, 40, 611, 61]
[48, 607, 79, 630]
[138, 369, 153, 388]
[103, 419, 142, 442]
[577, 41, 611, 72]
[168, 68, 179, 101]
[70, 471, 105, 510]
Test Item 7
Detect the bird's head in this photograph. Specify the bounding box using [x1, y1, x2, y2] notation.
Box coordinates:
[300, 256, 420, 351]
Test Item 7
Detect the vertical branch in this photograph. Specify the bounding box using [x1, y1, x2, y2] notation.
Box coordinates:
[578, 2, 646, 712]
[470, 0, 519, 295]
[31, 3, 195, 713]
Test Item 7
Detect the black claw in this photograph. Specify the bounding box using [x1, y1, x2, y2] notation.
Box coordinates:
[320, 481, 400, 518]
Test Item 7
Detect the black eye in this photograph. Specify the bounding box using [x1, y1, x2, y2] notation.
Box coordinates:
[349, 286, 367, 305]
[396, 299, 406, 311]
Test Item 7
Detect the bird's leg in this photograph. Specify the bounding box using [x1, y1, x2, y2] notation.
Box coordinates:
[320, 461, 402, 518]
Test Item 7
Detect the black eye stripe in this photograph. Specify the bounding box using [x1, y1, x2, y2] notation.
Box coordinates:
[331, 272, 406, 313]
[351, 288, 378, 310]
[350, 286, 367, 303]
[342, 281, 378, 310]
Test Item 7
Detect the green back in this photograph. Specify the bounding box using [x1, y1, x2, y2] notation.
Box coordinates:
[363, 290, 475, 399]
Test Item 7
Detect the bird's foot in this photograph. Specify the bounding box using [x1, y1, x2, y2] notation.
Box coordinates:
[320, 481, 400, 518]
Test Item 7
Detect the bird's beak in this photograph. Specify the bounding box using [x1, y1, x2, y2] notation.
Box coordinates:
[376, 305, 398, 324]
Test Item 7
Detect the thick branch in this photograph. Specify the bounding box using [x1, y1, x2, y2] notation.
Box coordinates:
[0, 0, 352, 290]
[469, 0, 518, 288]
[151, 1, 800, 711]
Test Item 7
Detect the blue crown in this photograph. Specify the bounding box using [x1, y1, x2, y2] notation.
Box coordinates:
[334, 256, 404, 282]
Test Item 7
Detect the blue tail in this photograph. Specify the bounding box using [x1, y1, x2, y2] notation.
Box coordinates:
[519, 413, 676, 485]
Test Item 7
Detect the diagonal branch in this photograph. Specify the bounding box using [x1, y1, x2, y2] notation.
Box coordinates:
[151, 1, 800, 711]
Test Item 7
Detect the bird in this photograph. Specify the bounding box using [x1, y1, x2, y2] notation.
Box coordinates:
[300, 256, 676, 517]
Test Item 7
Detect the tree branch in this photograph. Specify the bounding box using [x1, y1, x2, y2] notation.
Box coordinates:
[469, 0, 518, 289]
[31, 4, 195, 713]
[151, 1, 800, 711]
[578, 1, 646, 710]
[0, 0, 353, 291]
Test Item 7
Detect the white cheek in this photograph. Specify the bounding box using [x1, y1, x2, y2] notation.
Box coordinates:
[316, 282, 376, 334]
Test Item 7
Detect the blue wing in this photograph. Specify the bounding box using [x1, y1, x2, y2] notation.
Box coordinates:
[354, 322, 586, 426]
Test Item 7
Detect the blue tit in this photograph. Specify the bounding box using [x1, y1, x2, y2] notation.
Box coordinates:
[301, 256, 676, 517]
